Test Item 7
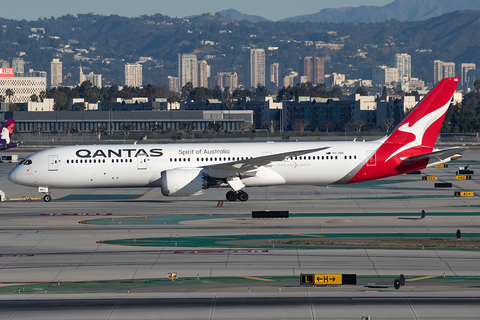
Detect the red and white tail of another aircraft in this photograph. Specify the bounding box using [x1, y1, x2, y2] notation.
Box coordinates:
[0, 119, 17, 151]
[8, 77, 465, 202]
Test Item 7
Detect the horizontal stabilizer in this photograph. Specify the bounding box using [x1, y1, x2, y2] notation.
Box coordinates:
[401, 147, 467, 162]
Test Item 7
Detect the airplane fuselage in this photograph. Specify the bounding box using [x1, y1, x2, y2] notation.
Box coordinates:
[9, 140, 393, 190]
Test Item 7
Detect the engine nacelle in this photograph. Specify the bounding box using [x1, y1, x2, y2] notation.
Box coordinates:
[161, 168, 207, 197]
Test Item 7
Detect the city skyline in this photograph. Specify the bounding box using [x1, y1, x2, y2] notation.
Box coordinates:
[2, 0, 392, 22]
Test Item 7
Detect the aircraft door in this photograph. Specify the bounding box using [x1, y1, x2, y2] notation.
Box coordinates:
[137, 155, 147, 170]
[48, 155, 58, 171]
[366, 150, 376, 166]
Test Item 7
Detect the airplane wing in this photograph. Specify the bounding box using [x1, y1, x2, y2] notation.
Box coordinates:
[401, 146, 467, 162]
[203, 146, 330, 176]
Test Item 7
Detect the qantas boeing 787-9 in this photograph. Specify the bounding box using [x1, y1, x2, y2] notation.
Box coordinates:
[7, 77, 465, 202]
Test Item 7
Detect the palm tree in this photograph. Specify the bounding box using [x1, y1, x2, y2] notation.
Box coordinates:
[39, 91, 46, 102]
[5, 88, 14, 104]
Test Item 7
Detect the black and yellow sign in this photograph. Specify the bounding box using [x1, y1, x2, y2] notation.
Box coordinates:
[422, 176, 438, 181]
[300, 274, 356, 285]
[455, 175, 472, 180]
[454, 191, 474, 197]
[435, 164, 448, 168]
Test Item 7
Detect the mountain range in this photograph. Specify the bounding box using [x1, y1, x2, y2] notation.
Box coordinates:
[218, 0, 480, 23]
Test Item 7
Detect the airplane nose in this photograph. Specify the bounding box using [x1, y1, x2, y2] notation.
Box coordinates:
[7, 169, 16, 183]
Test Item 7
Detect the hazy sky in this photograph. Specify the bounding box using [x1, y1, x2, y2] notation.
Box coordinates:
[3, 0, 393, 21]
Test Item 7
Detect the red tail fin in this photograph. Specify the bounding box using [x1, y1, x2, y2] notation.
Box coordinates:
[348, 77, 459, 183]
[385, 77, 460, 154]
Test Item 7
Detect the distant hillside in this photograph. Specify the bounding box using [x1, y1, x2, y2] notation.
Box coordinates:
[1, 10, 480, 86]
[281, 0, 480, 23]
[217, 9, 270, 23]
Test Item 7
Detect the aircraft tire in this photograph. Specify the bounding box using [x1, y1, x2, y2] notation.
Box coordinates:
[43, 195, 51, 202]
[237, 191, 249, 202]
[226, 191, 237, 202]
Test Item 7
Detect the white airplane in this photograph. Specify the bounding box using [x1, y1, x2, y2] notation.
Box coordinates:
[8, 77, 465, 202]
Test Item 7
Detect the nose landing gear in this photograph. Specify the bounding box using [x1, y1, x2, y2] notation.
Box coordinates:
[226, 190, 249, 202]
[38, 187, 51, 202]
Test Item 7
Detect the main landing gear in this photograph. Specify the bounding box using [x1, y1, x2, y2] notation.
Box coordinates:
[226, 190, 249, 202]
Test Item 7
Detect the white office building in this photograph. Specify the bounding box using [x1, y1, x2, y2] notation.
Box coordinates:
[50, 58, 62, 88]
[0, 77, 47, 104]
[178, 53, 198, 89]
[124, 63, 142, 87]
[391, 53, 411, 82]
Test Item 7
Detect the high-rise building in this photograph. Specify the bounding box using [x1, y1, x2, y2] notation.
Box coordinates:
[168, 76, 179, 93]
[391, 53, 411, 82]
[85, 72, 102, 88]
[249, 49, 265, 89]
[433, 60, 456, 84]
[0, 60, 9, 68]
[270, 63, 280, 87]
[301, 56, 324, 85]
[313, 57, 325, 85]
[12, 57, 24, 77]
[50, 58, 62, 88]
[372, 65, 398, 86]
[443, 62, 455, 79]
[460, 63, 476, 90]
[197, 60, 208, 88]
[303, 56, 313, 83]
[124, 63, 142, 87]
[178, 53, 198, 89]
[433, 60, 443, 84]
[224, 72, 238, 90]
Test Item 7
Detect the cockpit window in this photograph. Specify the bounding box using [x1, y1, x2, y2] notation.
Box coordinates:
[23, 159, 32, 165]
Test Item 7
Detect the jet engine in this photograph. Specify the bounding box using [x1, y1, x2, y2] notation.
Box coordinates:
[161, 168, 209, 197]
